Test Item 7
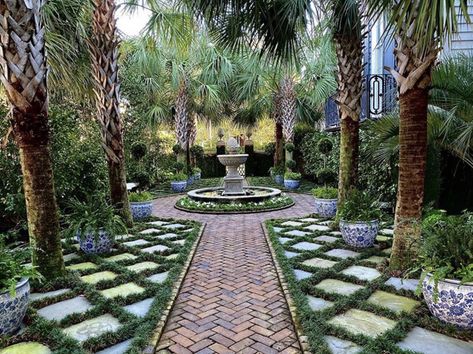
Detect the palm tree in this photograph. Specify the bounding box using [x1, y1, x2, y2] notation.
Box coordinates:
[366, 0, 470, 271]
[90, 0, 133, 226]
[279, 75, 297, 162]
[0, 0, 65, 278]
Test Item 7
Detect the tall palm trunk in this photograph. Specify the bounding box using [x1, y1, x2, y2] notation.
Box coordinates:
[90, 0, 132, 226]
[334, 34, 363, 206]
[280, 76, 296, 162]
[175, 79, 189, 164]
[0, 0, 65, 278]
[387, 33, 439, 272]
[272, 92, 284, 167]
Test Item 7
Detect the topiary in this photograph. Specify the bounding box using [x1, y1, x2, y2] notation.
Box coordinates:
[286, 159, 297, 170]
[317, 137, 333, 155]
[190, 145, 204, 158]
[316, 168, 338, 186]
[131, 142, 147, 161]
[172, 144, 183, 155]
[173, 161, 185, 172]
[285, 142, 295, 152]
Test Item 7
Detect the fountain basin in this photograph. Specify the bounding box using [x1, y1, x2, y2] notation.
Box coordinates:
[188, 186, 282, 203]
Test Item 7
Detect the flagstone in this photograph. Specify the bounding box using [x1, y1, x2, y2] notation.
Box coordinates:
[380, 228, 394, 235]
[140, 228, 161, 234]
[305, 224, 330, 232]
[376, 235, 391, 242]
[294, 269, 313, 281]
[273, 227, 284, 233]
[105, 253, 138, 262]
[37, 296, 93, 322]
[303, 257, 338, 269]
[166, 253, 179, 260]
[382, 247, 392, 255]
[285, 251, 299, 258]
[96, 339, 133, 354]
[315, 279, 364, 296]
[281, 221, 303, 227]
[341, 266, 381, 281]
[147, 221, 169, 226]
[157, 233, 178, 240]
[141, 245, 169, 254]
[173, 239, 186, 245]
[123, 239, 150, 247]
[328, 309, 397, 338]
[147, 271, 169, 284]
[63, 314, 121, 342]
[63, 253, 79, 262]
[299, 218, 319, 223]
[279, 237, 292, 244]
[397, 327, 473, 354]
[324, 249, 360, 259]
[292, 241, 323, 251]
[100, 283, 145, 299]
[162, 223, 186, 229]
[314, 235, 339, 243]
[66, 262, 98, 271]
[30, 288, 71, 301]
[384, 277, 419, 292]
[80, 271, 118, 285]
[123, 297, 154, 318]
[126, 261, 160, 273]
[324, 336, 361, 354]
[367, 291, 420, 314]
[0, 342, 51, 354]
[331, 231, 342, 236]
[306, 295, 334, 311]
[364, 256, 386, 264]
[116, 234, 134, 240]
[285, 230, 311, 237]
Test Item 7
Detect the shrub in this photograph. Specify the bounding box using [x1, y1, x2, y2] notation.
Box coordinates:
[172, 144, 183, 154]
[338, 189, 381, 222]
[129, 191, 153, 203]
[285, 142, 295, 152]
[316, 168, 338, 186]
[317, 137, 333, 155]
[286, 159, 297, 170]
[264, 142, 276, 155]
[172, 172, 188, 181]
[173, 161, 185, 172]
[300, 132, 339, 177]
[312, 187, 338, 199]
[131, 142, 147, 161]
[284, 172, 301, 181]
[130, 170, 151, 189]
[190, 145, 204, 158]
[270, 164, 285, 176]
[192, 167, 201, 174]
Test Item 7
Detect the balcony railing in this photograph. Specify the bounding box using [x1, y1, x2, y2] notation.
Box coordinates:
[325, 74, 397, 131]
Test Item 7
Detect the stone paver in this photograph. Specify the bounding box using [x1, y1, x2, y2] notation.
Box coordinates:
[307, 295, 334, 311]
[303, 257, 338, 269]
[328, 309, 397, 338]
[152, 193, 313, 352]
[315, 279, 364, 296]
[37, 296, 92, 322]
[324, 336, 361, 354]
[367, 291, 420, 314]
[314, 235, 339, 243]
[123, 298, 154, 318]
[341, 265, 381, 281]
[0, 342, 51, 354]
[66, 262, 97, 271]
[104, 253, 137, 262]
[30, 288, 70, 301]
[63, 314, 121, 342]
[384, 277, 419, 292]
[80, 271, 117, 285]
[147, 271, 169, 284]
[100, 283, 145, 299]
[96, 339, 132, 354]
[292, 241, 323, 251]
[397, 327, 473, 354]
[324, 249, 360, 259]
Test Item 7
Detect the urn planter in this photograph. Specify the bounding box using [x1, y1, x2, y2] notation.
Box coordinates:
[339, 220, 379, 248]
[187, 176, 194, 185]
[171, 181, 187, 193]
[193, 172, 201, 181]
[130, 201, 153, 220]
[422, 273, 473, 329]
[77, 230, 113, 254]
[284, 179, 300, 190]
[0, 278, 30, 336]
[314, 198, 337, 218]
[274, 175, 284, 185]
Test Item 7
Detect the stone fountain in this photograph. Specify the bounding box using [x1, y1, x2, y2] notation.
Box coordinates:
[217, 138, 248, 195]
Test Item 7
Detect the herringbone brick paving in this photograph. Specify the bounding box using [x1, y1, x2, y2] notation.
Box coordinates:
[152, 193, 313, 353]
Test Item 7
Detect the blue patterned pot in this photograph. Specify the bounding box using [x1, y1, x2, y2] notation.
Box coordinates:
[0, 278, 30, 335]
[194, 172, 201, 181]
[77, 230, 113, 254]
[422, 274, 473, 328]
[187, 176, 194, 185]
[314, 198, 337, 218]
[171, 181, 187, 193]
[274, 175, 284, 185]
[284, 179, 300, 190]
[130, 201, 153, 220]
[340, 220, 379, 248]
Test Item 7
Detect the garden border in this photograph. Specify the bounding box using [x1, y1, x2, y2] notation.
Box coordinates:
[174, 200, 295, 214]
[144, 223, 206, 353]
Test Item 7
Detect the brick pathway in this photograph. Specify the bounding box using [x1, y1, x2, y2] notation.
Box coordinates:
[152, 193, 313, 353]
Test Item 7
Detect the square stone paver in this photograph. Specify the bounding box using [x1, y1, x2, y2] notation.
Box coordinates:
[384, 277, 419, 292]
[324, 335, 361, 354]
[303, 257, 338, 269]
[0, 342, 52, 354]
[315, 279, 364, 296]
[141, 245, 169, 254]
[397, 327, 473, 354]
[279, 237, 292, 244]
[162, 223, 186, 229]
[63, 314, 121, 342]
[116, 234, 134, 240]
[285, 251, 299, 259]
[80, 271, 118, 285]
[364, 256, 386, 265]
[105, 253, 137, 262]
[147, 271, 169, 284]
[96, 339, 132, 354]
[66, 262, 98, 271]
[341, 266, 381, 281]
[380, 228, 394, 235]
[307, 295, 334, 311]
[126, 261, 160, 273]
[100, 283, 145, 299]
[324, 249, 360, 259]
[273, 227, 284, 233]
[166, 253, 179, 260]
[299, 218, 320, 223]
[30, 288, 71, 301]
[63, 253, 79, 262]
[367, 291, 420, 314]
[328, 309, 397, 338]
[157, 233, 178, 240]
[331, 231, 342, 236]
[304, 224, 330, 232]
[281, 221, 303, 227]
[123, 297, 154, 318]
[148, 221, 168, 226]
[294, 269, 313, 281]
[37, 296, 92, 321]
[123, 239, 150, 247]
[285, 230, 311, 237]
[292, 242, 323, 251]
[376, 235, 391, 242]
[140, 228, 161, 234]
[173, 239, 186, 246]
[382, 247, 392, 255]
[314, 235, 339, 243]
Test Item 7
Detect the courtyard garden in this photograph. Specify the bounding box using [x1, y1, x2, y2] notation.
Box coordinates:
[1, 0, 473, 353]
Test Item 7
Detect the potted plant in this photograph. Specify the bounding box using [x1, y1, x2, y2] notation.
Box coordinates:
[0, 238, 40, 335]
[312, 187, 338, 218]
[284, 171, 301, 190]
[64, 197, 127, 254]
[416, 212, 473, 328]
[338, 190, 381, 248]
[129, 191, 154, 220]
[171, 172, 188, 193]
[192, 167, 202, 181]
[270, 165, 285, 185]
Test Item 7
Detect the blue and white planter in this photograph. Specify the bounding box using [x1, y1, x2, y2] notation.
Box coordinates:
[339, 220, 379, 248]
[284, 179, 300, 190]
[130, 201, 153, 220]
[422, 273, 473, 329]
[194, 172, 201, 181]
[314, 198, 337, 218]
[0, 278, 30, 336]
[171, 181, 187, 193]
[77, 230, 113, 254]
[187, 176, 194, 185]
[274, 175, 284, 185]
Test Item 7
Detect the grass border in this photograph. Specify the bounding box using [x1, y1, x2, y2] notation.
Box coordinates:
[174, 198, 295, 214]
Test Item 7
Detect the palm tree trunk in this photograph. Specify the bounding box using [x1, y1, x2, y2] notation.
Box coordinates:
[0, 0, 65, 278]
[338, 117, 359, 201]
[274, 121, 284, 166]
[390, 88, 428, 271]
[90, 0, 132, 227]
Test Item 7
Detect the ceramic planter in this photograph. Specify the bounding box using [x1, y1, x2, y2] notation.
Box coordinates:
[314, 198, 337, 218]
[422, 273, 473, 328]
[339, 220, 379, 248]
[171, 181, 187, 193]
[194, 172, 201, 181]
[0, 278, 30, 335]
[284, 179, 300, 190]
[77, 230, 113, 254]
[130, 201, 153, 220]
[274, 175, 284, 185]
[187, 176, 194, 185]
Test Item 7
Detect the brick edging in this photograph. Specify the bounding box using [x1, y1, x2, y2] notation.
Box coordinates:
[143, 223, 207, 353]
[261, 222, 312, 354]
